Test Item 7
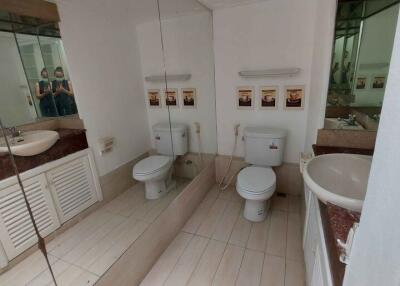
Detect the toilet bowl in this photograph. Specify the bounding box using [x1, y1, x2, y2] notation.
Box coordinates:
[236, 166, 276, 222]
[133, 155, 174, 199]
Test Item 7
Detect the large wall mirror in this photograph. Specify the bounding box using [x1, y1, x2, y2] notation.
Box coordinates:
[325, 0, 399, 131]
[0, 11, 77, 127]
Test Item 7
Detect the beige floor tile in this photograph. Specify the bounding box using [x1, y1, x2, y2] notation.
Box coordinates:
[164, 235, 209, 286]
[0, 252, 58, 286]
[142, 190, 180, 223]
[71, 216, 133, 268]
[88, 220, 149, 275]
[212, 201, 242, 242]
[27, 259, 71, 286]
[247, 215, 270, 252]
[266, 210, 288, 257]
[182, 189, 219, 234]
[272, 195, 289, 212]
[218, 186, 243, 203]
[187, 239, 227, 286]
[260, 254, 285, 286]
[104, 186, 145, 217]
[50, 263, 98, 286]
[285, 259, 305, 286]
[140, 232, 193, 286]
[49, 211, 112, 258]
[229, 213, 252, 247]
[61, 213, 125, 262]
[235, 249, 264, 286]
[286, 213, 303, 261]
[212, 244, 245, 286]
[196, 199, 228, 238]
[288, 195, 301, 213]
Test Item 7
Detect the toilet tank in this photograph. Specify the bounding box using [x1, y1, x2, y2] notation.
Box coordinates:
[243, 126, 287, 166]
[153, 123, 188, 156]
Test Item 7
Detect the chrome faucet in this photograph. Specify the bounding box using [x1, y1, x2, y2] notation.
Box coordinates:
[344, 114, 357, 126]
[7, 127, 23, 138]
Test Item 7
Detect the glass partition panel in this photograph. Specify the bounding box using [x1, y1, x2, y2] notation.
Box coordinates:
[159, 0, 217, 180]
[0, 32, 38, 126]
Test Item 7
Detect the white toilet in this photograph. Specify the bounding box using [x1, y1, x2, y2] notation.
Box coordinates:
[236, 126, 287, 222]
[133, 123, 188, 199]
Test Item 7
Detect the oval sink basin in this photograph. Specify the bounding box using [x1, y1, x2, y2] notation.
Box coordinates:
[303, 153, 372, 211]
[0, 130, 60, 156]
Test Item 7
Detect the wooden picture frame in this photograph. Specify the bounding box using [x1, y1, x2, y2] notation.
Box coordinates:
[259, 86, 278, 110]
[147, 89, 161, 108]
[236, 86, 254, 110]
[284, 85, 305, 110]
[371, 75, 385, 89]
[164, 88, 179, 108]
[181, 88, 197, 109]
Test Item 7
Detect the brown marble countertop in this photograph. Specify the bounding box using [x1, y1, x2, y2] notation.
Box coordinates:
[312, 144, 374, 156]
[0, 129, 88, 181]
[319, 202, 360, 286]
[313, 144, 365, 286]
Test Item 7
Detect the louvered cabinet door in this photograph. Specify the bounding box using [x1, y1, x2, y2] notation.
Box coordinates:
[47, 156, 98, 223]
[0, 175, 61, 259]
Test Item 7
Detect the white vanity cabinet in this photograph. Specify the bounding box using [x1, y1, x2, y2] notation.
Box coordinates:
[0, 149, 102, 263]
[303, 187, 333, 286]
[0, 174, 60, 260]
[46, 156, 98, 223]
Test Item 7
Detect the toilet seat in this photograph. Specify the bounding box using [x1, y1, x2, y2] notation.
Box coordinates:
[237, 166, 276, 194]
[133, 155, 172, 176]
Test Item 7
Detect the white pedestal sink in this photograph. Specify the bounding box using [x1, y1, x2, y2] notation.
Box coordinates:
[303, 153, 372, 211]
[0, 130, 60, 156]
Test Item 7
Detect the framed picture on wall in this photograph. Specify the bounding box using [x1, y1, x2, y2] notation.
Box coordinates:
[371, 75, 386, 89]
[181, 88, 197, 108]
[356, 76, 368, 89]
[164, 88, 179, 108]
[147, 89, 161, 108]
[284, 85, 305, 109]
[236, 86, 254, 109]
[259, 86, 278, 109]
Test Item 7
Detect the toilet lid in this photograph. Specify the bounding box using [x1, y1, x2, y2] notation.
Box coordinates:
[237, 166, 276, 194]
[134, 155, 171, 175]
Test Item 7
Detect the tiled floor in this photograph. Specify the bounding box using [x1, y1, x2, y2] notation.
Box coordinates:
[0, 179, 189, 286]
[141, 185, 305, 286]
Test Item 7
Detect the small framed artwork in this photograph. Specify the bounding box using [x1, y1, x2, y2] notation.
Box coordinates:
[371, 75, 385, 89]
[236, 86, 254, 109]
[181, 88, 197, 108]
[356, 76, 367, 90]
[284, 85, 305, 109]
[164, 88, 179, 108]
[259, 86, 278, 109]
[147, 89, 161, 108]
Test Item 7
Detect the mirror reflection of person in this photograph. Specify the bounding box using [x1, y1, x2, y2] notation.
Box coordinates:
[52, 66, 76, 116]
[35, 68, 57, 117]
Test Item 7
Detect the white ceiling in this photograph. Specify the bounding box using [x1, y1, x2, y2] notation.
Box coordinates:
[197, 0, 268, 10]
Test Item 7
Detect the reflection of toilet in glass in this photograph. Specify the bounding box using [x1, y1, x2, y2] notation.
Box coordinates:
[133, 123, 188, 199]
[236, 127, 286, 222]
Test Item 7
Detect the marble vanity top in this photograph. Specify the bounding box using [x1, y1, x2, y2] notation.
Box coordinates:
[0, 128, 88, 181]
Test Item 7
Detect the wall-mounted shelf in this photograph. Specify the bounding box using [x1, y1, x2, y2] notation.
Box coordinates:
[238, 68, 301, 78]
[145, 74, 191, 82]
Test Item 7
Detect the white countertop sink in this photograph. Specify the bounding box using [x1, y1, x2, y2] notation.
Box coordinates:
[303, 153, 372, 211]
[0, 130, 60, 156]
